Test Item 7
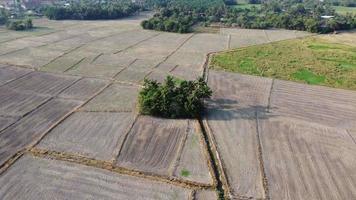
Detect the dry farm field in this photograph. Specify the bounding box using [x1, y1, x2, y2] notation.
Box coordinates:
[0, 12, 356, 200]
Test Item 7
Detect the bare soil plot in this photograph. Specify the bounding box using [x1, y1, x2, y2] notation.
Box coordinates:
[0, 98, 81, 167]
[0, 65, 32, 85]
[155, 62, 177, 72]
[259, 116, 356, 200]
[119, 33, 191, 61]
[165, 52, 206, 69]
[116, 116, 187, 176]
[6, 71, 79, 96]
[264, 29, 301, 42]
[207, 70, 272, 110]
[170, 65, 202, 81]
[174, 121, 213, 184]
[0, 155, 191, 200]
[40, 54, 85, 73]
[204, 109, 265, 199]
[82, 83, 138, 112]
[115, 68, 150, 83]
[0, 39, 46, 56]
[0, 31, 29, 43]
[0, 87, 50, 117]
[38, 112, 135, 161]
[0, 47, 64, 69]
[92, 54, 137, 68]
[41, 34, 95, 52]
[58, 78, 108, 101]
[84, 30, 158, 54]
[146, 70, 171, 83]
[25, 31, 74, 44]
[221, 29, 269, 48]
[269, 80, 356, 129]
[178, 33, 228, 54]
[66, 57, 124, 78]
[0, 116, 16, 132]
[195, 190, 218, 200]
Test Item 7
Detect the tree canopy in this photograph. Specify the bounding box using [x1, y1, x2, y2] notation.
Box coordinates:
[141, 0, 356, 33]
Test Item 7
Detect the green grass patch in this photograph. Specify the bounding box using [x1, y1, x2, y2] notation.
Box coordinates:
[333, 6, 356, 15]
[292, 69, 326, 85]
[180, 169, 190, 177]
[211, 37, 356, 90]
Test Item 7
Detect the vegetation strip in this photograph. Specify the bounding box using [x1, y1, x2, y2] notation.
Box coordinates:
[255, 112, 270, 200]
[29, 148, 214, 190]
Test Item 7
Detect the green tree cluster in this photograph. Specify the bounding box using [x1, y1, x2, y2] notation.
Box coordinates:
[6, 18, 33, 31]
[0, 8, 9, 25]
[138, 76, 212, 118]
[141, 0, 356, 33]
[44, 0, 139, 20]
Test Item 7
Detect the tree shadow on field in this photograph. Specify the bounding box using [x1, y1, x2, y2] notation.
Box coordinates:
[204, 98, 276, 121]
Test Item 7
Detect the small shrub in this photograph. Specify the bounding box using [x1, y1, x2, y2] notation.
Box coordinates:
[6, 18, 33, 31]
[138, 76, 212, 118]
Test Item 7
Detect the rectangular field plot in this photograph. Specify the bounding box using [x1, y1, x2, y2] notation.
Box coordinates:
[116, 116, 187, 175]
[165, 52, 206, 69]
[0, 87, 50, 117]
[0, 155, 191, 200]
[269, 80, 356, 129]
[92, 54, 137, 68]
[0, 66, 32, 85]
[39, 55, 84, 73]
[82, 83, 138, 112]
[115, 68, 149, 83]
[174, 121, 213, 184]
[38, 112, 135, 161]
[6, 71, 79, 96]
[207, 70, 272, 110]
[178, 33, 228, 54]
[146, 70, 171, 83]
[204, 109, 265, 199]
[221, 29, 269, 48]
[120, 33, 191, 61]
[0, 46, 64, 69]
[58, 78, 108, 101]
[259, 117, 356, 200]
[0, 39, 46, 55]
[66, 57, 124, 78]
[84, 30, 158, 54]
[170, 65, 203, 81]
[264, 29, 299, 42]
[0, 98, 81, 166]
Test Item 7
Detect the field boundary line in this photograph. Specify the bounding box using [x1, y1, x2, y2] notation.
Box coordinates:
[267, 79, 275, 113]
[255, 112, 270, 200]
[111, 114, 139, 163]
[29, 148, 214, 190]
[346, 130, 356, 145]
[200, 119, 230, 199]
[63, 57, 86, 73]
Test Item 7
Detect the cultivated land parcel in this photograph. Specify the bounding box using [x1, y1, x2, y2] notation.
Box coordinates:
[0, 12, 356, 200]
